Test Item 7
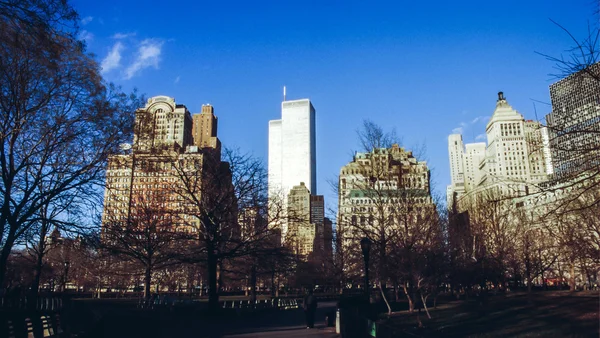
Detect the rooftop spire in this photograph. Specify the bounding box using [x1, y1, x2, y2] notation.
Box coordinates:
[497, 91, 505, 102]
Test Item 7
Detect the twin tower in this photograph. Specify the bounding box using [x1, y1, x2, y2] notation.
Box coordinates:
[268, 92, 324, 253]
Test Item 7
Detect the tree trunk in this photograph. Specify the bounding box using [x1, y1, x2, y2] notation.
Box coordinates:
[420, 292, 431, 319]
[270, 271, 276, 297]
[0, 232, 16, 287]
[29, 224, 49, 309]
[144, 264, 152, 301]
[402, 283, 414, 312]
[570, 262, 576, 291]
[250, 264, 257, 306]
[208, 250, 219, 311]
[379, 281, 392, 316]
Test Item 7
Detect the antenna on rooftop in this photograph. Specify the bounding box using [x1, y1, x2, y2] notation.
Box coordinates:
[283, 86, 286, 101]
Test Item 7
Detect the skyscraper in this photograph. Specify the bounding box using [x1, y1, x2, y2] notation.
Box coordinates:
[447, 134, 465, 206]
[546, 62, 600, 178]
[103, 96, 229, 235]
[133, 96, 193, 152]
[447, 92, 550, 206]
[268, 94, 316, 240]
[192, 104, 221, 151]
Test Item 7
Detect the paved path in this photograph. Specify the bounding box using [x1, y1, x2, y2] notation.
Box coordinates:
[223, 302, 339, 338]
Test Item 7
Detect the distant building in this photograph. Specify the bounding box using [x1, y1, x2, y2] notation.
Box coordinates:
[192, 104, 221, 152]
[103, 96, 231, 236]
[287, 183, 315, 258]
[447, 92, 551, 206]
[310, 195, 325, 255]
[447, 134, 466, 207]
[133, 96, 193, 153]
[546, 62, 600, 179]
[338, 144, 434, 261]
[268, 95, 317, 241]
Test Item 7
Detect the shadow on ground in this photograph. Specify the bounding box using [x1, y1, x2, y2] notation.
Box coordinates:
[386, 291, 599, 337]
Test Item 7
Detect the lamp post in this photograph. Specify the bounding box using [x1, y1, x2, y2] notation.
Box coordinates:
[63, 261, 71, 292]
[360, 237, 371, 300]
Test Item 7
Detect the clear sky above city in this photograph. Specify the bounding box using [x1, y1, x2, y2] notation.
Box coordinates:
[73, 0, 595, 212]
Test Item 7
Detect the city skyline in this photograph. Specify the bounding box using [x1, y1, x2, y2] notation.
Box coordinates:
[4, 2, 600, 336]
[72, 0, 594, 207]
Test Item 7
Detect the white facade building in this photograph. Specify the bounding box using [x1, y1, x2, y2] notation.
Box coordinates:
[447, 134, 465, 207]
[464, 142, 486, 191]
[447, 92, 550, 205]
[268, 97, 316, 241]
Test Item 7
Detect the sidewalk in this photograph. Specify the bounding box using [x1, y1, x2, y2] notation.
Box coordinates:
[224, 324, 338, 337]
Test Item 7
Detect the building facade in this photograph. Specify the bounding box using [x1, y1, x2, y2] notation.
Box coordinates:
[103, 96, 227, 236]
[546, 62, 600, 179]
[447, 92, 551, 207]
[338, 144, 434, 273]
[286, 183, 316, 258]
[192, 104, 221, 152]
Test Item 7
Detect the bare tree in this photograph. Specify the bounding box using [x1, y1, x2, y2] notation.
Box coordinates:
[101, 193, 183, 301]
[338, 121, 440, 317]
[356, 119, 401, 153]
[170, 147, 287, 311]
[0, 1, 142, 287]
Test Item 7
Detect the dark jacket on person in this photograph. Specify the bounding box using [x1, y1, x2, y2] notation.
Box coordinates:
[303, 294, 317, 311]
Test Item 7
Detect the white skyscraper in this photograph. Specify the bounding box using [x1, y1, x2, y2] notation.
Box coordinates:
[464, 142, 486, 191]
[447, 92, 551, 207]
[268, 95, 316, 240]
[447, 134, 465, 207]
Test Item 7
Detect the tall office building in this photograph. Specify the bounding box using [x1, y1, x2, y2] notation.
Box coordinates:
[447, 134, 466, 206]
[447, 92, 550, 205]
[546, 62, 600, 178]
[192, 104, 221, 152]
[132, 96, 193, 153]
[268, 94, 316, 241]
[103, 96, 230, 235]
[287, 183, 316, 258]
[310, 195, 325, 255]
[481, 92, 548, 188]
[448, 134, 465, 186]
[464, 143, 486, 192]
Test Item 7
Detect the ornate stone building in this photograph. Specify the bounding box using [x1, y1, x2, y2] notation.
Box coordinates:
[337, 144, 435, 274]
[102, 96, 227, 235]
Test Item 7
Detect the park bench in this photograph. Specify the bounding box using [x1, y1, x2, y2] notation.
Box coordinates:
[1, 312, 65, 338]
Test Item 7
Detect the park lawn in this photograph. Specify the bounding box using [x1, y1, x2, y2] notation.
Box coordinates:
[384, 291, 598, 337]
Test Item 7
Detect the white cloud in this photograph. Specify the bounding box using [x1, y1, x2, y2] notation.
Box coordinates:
[471, 116, 488, 124]
[113, 32, 136, 39]
[174, 76, 180, 84]
[81, 16, 93, 25]
[452, 127, 463, 134]
[78, 30, 94, 42]
[475, 133, 487, 141]
[124, 39, 164, 79]
[101, 42, 124, 73]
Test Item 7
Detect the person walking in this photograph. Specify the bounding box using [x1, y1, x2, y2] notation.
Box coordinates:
[303, 289, 318, 329]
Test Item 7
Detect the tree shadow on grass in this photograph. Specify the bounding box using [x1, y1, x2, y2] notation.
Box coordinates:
[390, 292, 599, 337]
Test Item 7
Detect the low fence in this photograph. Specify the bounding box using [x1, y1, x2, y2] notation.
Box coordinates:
[0, 297, 66, 312]
[136, 297, 301, 312]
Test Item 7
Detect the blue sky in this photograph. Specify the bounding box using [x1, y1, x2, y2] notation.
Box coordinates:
[73, 0, 595, 212]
